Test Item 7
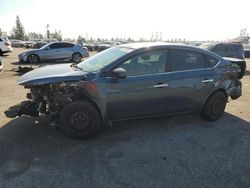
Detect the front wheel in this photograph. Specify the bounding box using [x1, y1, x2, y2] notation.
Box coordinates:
[201, 91, 227, 121]
[27, 54, 40, 63]
[60, 101, 102, 139]
[72, 53, 82, 63]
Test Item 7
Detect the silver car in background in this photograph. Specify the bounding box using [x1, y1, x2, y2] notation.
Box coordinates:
[18, 42, 89, 63]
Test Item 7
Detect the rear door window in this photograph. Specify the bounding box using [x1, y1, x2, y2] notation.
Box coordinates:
[60, 43, 74, 48]
[170, 49, 205, 71]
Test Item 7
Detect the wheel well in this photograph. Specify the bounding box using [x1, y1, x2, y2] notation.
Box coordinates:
[28, 54, 40, 59]
[202, 89, 228, 108]
[72, 52, 82, 56]
[73, 94, 103, 122]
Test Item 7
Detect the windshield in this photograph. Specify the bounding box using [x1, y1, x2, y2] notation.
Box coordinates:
[77, 47, 132, 72]
[40, 43, 51, 49]
[200, 43, 216, 50]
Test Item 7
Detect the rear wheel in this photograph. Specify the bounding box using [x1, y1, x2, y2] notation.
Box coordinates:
[27, 54, 40, 63]
[201, 91, 227, 121]
[72, 53, 82, 63]
[60, 100, 102, 139]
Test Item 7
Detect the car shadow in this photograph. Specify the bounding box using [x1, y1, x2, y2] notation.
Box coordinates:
[0, 54, 9, 57]
[0, 113, 250, 187]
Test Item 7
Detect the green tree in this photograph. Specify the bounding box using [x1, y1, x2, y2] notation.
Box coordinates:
[0, 28, 2, 36]
[77, 35, 86, 45]
[46, 24, 50, 39]
[13, 16, 25, 40]
[50, 30, 62, 41]
[28, 32, 44, 40]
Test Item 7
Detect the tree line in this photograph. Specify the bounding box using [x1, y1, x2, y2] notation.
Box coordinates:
[6, 16, 62, 41]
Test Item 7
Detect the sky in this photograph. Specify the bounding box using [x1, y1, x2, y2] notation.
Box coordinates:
[0, 0, 249, 41]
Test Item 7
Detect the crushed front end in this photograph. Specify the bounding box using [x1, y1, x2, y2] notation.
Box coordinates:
[4, 83, 79, 122]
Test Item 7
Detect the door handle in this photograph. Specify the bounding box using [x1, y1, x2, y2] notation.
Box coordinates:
[153, 83, 169, 88]
[202, 79, 214, 83]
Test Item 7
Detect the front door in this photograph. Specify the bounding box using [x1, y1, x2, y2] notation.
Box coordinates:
[105, 49, 170, 120]
[44, 43, 64, 60]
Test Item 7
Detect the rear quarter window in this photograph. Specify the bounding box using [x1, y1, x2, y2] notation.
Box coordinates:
[205, 55, 219, 68]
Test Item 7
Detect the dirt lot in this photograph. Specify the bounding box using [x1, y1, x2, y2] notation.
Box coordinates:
[0, 48, 250, 187]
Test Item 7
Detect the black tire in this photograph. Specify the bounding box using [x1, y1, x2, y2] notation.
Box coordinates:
[201, 91, 227, 121]
[27, 54, 40, 63]
[0, 49, 3, 56]
[72, 53, 82, 63]
[60, 100, 102, 139]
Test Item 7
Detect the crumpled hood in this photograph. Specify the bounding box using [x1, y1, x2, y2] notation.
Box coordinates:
[18, 64, 88, 86]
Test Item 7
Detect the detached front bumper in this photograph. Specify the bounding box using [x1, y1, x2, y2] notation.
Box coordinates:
[4, 100, 42, 118]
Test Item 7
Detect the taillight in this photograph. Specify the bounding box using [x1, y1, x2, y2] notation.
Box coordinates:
[5, 42, 10, 46]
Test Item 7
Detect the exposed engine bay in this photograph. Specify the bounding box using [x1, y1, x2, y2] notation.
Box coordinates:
[4, 82, 81, 122]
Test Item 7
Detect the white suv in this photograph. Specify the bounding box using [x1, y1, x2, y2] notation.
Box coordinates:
[0, 36, 13, 55]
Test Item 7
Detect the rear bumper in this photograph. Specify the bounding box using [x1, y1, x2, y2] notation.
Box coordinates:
[2, 46, 13, 53]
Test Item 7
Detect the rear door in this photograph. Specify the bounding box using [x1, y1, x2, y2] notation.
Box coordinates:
[166, 48, 219, 112]
[59, 43, 75, 58]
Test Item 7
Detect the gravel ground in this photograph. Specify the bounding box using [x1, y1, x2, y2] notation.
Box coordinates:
[0, 48, 250, 188]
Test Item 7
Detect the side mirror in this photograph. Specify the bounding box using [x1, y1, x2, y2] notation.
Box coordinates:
[112, 68, 127, 79]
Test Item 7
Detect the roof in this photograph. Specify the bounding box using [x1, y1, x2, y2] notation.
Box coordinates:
[119, 42, 186, 50]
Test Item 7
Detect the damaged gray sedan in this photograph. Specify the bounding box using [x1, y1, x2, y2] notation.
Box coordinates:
[5, 43, 243, 138]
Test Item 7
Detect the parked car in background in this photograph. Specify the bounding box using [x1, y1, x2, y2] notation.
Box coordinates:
[0, 36, 13, 55]
[24, 41, 35, 48]
[0, 58, 3, 74]
[18, 42, 89, 63]
[200, 42, 245, 59]
[5, 43, 242, 139]
[31, 41, 48, 49]
[98, 41, 114, 51]
[81, 43, 95, 51]
[200, 42, 246, 78]
[10, 40, 25, 48]
[243, 43, 250, 58]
